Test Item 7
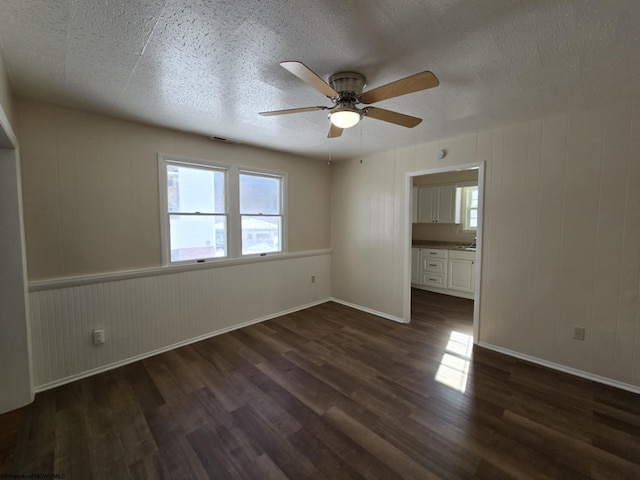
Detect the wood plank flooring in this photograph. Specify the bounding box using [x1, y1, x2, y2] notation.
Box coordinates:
[2, 289, 640, 479]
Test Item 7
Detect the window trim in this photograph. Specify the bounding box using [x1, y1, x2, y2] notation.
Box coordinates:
[238, 168, 287, 257]
[459, 183, 479, 233]
[158, 154, 287, 266]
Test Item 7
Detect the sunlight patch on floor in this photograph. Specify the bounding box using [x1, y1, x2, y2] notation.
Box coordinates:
[435, 330, 473, 392]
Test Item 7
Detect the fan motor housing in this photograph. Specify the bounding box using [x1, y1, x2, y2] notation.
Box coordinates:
[329, 72, 366, 99]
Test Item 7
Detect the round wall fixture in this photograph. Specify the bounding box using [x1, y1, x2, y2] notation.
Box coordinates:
[436, 149, 446, 159]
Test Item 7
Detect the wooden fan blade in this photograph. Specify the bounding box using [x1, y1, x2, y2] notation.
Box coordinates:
[360, 71, 439, 104]
[259, 106, 327, 116]
[328, 123, 343, 138]
[364, 107, 422, 128]
[281, 61, 339, 98]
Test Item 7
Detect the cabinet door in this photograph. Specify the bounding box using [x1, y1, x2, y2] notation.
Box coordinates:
[411, 248, 421, 284]
[437, 185, 458, 224]
[411, 187, 418, 223]
[417, 187, 436, 223]
[448, 259, 475, 292]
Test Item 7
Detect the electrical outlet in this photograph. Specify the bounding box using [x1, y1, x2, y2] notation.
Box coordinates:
[93, 328, 105, 345]
[311, 275, 316, 283]
[573, 326, 586, 341]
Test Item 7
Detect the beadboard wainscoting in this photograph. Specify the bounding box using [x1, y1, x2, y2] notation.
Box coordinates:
[28, 251, 331, 390]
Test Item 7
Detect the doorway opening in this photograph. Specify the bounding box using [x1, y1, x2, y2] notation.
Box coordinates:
[403, 162, 485, 342]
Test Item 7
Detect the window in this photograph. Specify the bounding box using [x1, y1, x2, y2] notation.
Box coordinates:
[159, 155, 286, 265]
[461, 185, 478, 231]
[164, 161, 227, 262]
[240, 172, 282, 255]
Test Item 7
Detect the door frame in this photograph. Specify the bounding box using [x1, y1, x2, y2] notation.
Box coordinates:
[0, 102, 34, 413]
[403, 161, 485, 342]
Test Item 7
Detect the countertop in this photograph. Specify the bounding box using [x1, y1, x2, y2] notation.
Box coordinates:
[412, 240, 476, 252]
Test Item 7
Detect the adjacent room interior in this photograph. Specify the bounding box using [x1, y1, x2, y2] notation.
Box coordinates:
[1, 1, 639, 478]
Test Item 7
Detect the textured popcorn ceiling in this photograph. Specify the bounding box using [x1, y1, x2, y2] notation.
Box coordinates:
[1, 0, 639, 160]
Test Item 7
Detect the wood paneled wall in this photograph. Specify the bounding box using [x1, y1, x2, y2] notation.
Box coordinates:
[331, 101, 640, 389]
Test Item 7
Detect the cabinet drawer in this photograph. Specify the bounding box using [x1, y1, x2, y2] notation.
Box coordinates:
[422, 258, 446, 273]
[422, 248, 447, 259]
[422, 273, 446, 288]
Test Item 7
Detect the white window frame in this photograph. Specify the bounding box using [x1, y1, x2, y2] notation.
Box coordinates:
[459, 183, 479, 232]
[158, 154, 287, 266]
[238, 168, 287, 257]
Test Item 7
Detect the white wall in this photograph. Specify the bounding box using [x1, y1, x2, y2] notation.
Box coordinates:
[10, 90, 640, 395]
[16, 99, 331, 280]
[16, 99, 334, 390]
[331, 101, 640, 389]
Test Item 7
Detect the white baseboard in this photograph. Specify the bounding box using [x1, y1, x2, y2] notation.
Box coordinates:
[34, 298, 331, 393]
[477, 342, 640, 395]
[329, 297, 407, 324]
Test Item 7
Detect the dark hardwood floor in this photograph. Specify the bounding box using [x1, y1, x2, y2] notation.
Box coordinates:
[2, 289, 640, 479]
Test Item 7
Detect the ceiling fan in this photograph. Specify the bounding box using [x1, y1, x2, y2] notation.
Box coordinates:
[259, 61, 439, 138]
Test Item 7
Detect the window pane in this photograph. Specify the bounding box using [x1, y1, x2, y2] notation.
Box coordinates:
[239, 173, 280, 214]
[241, 216, 281, 254]
[167, 164, 225, 213]
[462, 185, 478, 231]
[470, 188, 478, 208]
[169, 214, 226, 261]
[469, 209, 478, 228]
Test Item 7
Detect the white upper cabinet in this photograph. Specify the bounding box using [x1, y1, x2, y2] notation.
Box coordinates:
[416, 186, 460, 224]
[436, 185, 458, 223]
[411, 186, 418, 224]
[417, 187, 436, 223]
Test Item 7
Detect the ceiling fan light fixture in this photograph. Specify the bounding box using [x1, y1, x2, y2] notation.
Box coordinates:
[261, 62, 437, 136]
[329, 108, 361, 129]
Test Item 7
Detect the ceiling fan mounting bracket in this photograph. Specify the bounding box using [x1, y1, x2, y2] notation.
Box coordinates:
[328, 71, 367, 101]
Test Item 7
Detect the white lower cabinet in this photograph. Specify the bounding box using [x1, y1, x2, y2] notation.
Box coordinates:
[421, 248, 447, 287]
[448, 250, 476, 293]
[411, 248, 421, 284]
[411, 248, 448, 289]
[412, 247, 476, 298]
